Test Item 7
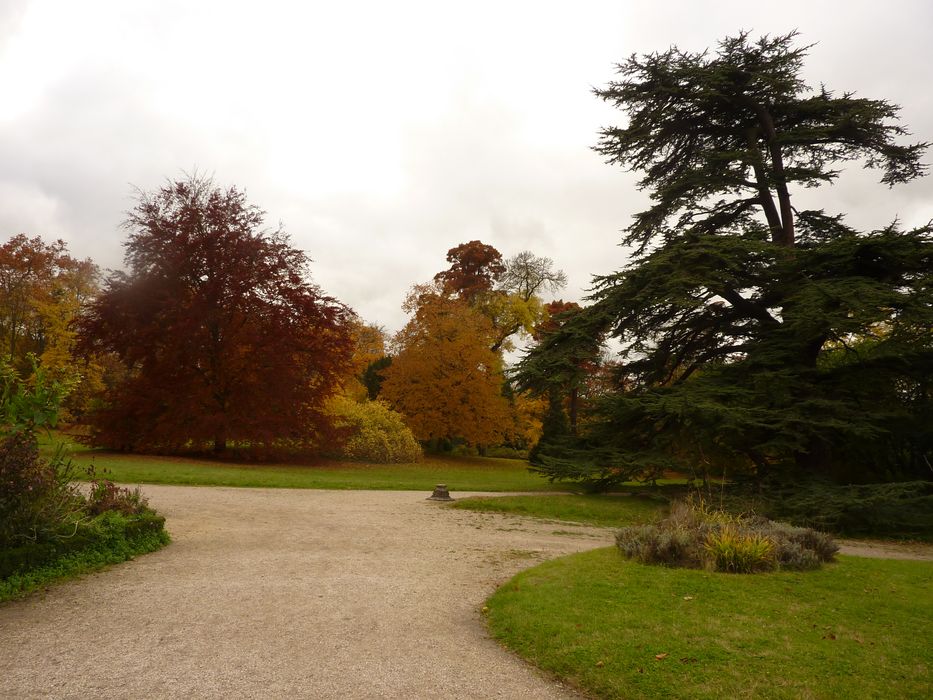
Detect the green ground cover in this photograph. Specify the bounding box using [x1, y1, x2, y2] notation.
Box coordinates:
[452, 494, 668, 528]
[0, 511, 170, 603]
[487, 548, 933, 700]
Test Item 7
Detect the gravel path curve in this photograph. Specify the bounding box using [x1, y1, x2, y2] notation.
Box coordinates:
[0, 485, 613, 699]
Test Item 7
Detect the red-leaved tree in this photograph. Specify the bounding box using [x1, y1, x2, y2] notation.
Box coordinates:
[77, 176, 354, 455]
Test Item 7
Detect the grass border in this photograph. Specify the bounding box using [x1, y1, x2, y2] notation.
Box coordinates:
[486, 547, 933, 699]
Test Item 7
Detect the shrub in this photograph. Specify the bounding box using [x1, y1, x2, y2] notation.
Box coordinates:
[0, 430, 85, 550]
[327, 397, 422, 463]
[485, 446, 529, 460]
[616, 523, 698, 568]
[755, 480, 933, 539]
[616, 499, 837, 573]
[86, 478, 150, 516]
[0, 358, 169, 598]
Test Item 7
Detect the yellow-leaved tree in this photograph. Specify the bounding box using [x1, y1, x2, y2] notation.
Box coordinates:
[0, 235, 102, 419]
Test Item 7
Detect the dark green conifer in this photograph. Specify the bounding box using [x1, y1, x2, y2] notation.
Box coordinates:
[516, 32, 932, 487]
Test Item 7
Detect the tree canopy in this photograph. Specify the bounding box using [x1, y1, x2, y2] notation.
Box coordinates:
[0, 235, 98, 375]
[381, 283, 511, 446]
[434, 240, 505, 303]
[516, 32, 932, 487]
[77, 176, 354, 454]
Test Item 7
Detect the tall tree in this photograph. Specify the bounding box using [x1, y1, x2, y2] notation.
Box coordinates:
[517, 32, 931, 486]
[77, 176, 354, 454]
[500, 251, 568, 303]
[0, 235, 98, 375]
[381, 283, 510, 447]
[435, 241, 568, 352]
[434, 240, 505, 303]
[486, 251, 568, 352]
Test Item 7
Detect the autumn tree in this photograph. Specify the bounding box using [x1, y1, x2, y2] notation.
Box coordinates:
[516, 32, 932, 487]
[434, 240, 505, 302]
[0, 235, 99, 375]
[77, 175, 354, 455]
[341, 321, 388, 401]
[381, 283, 510, 447]
[435, 241, 568, 352]
[486, 251, 568, 352]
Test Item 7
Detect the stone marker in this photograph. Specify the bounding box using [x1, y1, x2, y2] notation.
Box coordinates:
[427, 484, 454, 501]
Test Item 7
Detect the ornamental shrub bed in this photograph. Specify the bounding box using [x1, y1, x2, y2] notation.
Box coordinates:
[616, 500, 838, 573]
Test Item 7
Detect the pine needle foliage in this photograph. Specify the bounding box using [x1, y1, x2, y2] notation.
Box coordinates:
[516, 32, 932, 487]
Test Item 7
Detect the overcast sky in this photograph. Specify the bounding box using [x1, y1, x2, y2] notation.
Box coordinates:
[1, 0, 931, 333]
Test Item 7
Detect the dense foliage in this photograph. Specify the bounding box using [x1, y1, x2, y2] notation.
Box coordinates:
[382, 284, 511, 446]
[727, 479, 933, 539]
[517, 32, 932, 487]
[0, 361, 168, 598]
[77, 175, 354, 455]
[0, 361, 82, 549]
[0, 235, 101, 417]
[326, 396, 422, 463]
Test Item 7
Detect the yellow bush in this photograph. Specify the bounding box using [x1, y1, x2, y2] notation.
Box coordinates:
[327, 397, 422, 464]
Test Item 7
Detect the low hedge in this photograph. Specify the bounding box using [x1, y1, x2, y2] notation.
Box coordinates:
[0, 510, 169, 602]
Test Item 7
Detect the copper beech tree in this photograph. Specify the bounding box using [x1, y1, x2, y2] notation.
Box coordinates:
[77, 176, 354, 454]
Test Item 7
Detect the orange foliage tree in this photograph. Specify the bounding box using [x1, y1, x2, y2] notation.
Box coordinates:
[76, 176, 353, 455]
[381, 284, 510, 447]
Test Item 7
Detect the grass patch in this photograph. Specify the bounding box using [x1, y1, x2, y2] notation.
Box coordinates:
[452, 494, 668, 528]
[56, 442, 561, 492]
[487, 548, 933, 699]
[1, 511, 170, 603]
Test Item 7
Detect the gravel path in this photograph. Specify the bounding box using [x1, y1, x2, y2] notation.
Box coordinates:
[837, 538, 933, 561]
[0, 485, 613, 699]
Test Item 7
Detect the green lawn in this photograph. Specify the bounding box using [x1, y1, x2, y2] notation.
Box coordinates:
[55, 441, 563, 492]
[452, 494, 669, 528]
[487, 548, 933, 700]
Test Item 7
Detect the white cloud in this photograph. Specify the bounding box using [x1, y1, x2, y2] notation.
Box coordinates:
[0, 0, 930, 331]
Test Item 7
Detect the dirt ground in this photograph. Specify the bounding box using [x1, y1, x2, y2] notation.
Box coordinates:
[2, 486, 930, 699]
[0, 486, 612, 699]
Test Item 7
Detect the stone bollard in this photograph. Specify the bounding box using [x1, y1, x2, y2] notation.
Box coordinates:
[427, 484, 454, 501]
